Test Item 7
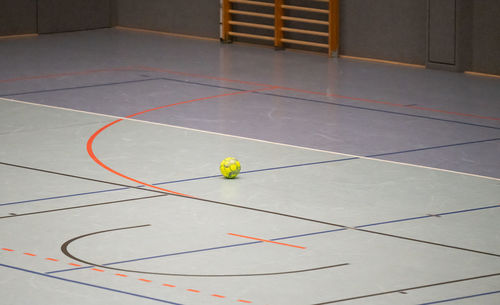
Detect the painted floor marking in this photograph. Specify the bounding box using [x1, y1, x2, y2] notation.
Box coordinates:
[228, 233, 306, 249]
[2, 96, 499, 182]
[1, 247, 255, 304]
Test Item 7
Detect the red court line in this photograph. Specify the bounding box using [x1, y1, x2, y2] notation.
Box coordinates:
[86, 87, 277, 196]
[136, 66, 272, 87]
[0, 67, 137, 83]
[136, 66, 500, 122]
[2, 65, 498, 121]
[187, 289, 200, 293]
[280, 86, 500, 121]
[45, 258, 59, 262]
[228, 233, 306, 249]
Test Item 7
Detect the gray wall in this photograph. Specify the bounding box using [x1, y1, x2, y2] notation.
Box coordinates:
[340, 0, 427, 65]
[1, 0, 499, 75]
[0, 0, 37, 36]
[472, 0, 500, 75]
[115, 0, 220, 38]
[37, 0, 111, 34]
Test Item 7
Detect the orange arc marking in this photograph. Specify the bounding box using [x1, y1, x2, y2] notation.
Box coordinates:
[162, 283, 176, 287]
[68, 263, 82, 267]
[2, 248, 14, 251]
[115, 273, 128, 277]
[228, 233, 306, 249]
[24, 252, 36, 256]
[139, 278, 152, 283]
[86, 87, 276, 196]
[92, 268, 105, 272]
[187, 289, 200, 293]
[238, 300, 252, 303]
[212, 294, 226, 298]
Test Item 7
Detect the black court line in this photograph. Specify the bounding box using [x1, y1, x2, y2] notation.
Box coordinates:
[418, 289, 500, 305]
[2, 136, 499, 208]
[2, 161, 499, 260]
[311, 273, 500, 304]
[0, 161, 165, 195]
[59, 224, 349, 277]
[45, 203, 499, 275]
[0, 75, 248, 98]
[0, 263, 183, 305]
[257, 92, 500, 130]
[0, 78, 165, 97]
[0, 194, 167, 219]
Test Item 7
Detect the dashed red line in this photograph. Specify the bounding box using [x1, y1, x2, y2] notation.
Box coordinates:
[45, 258, 59, 262]
[3, 246, 255, 304]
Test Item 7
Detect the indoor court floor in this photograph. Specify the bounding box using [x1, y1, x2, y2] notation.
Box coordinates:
[1, 28, 499, 305]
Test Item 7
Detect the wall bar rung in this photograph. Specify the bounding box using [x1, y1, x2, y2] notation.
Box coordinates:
[229, 31, 275, 41]
[281, 27, 329, 37]
[281, 38, 329, 48]
[281, 16, 329, 25]
[229, 0, 275, 8]
[229, 21, 275, 30]
[222, 0, 339, 56]
[229, 9, 274, 19]
[281, 5, 329, 14]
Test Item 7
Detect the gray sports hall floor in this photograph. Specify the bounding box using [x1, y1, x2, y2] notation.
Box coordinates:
[0, 28, 499, 305]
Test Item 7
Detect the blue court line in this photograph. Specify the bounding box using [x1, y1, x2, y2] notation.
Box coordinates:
[0, 78, 165, 97]
[45, 204, 499, 275]
[3, 74, 499, 131]
[367, 138, 500, 158]
[418, 290, 500, 304]
[0, 263, 183, 304]
[0, 75, 247, 98]
[257, 92, 500, 131]
[2, 137, 499, 208]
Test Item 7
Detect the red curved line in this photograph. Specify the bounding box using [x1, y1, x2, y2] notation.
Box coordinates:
[86, 88, 275, 196]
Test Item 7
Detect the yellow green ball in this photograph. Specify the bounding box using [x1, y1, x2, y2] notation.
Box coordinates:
[220, 157, 241, 179]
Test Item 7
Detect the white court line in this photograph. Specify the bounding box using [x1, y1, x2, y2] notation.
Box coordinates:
[2, 96, 500, 182]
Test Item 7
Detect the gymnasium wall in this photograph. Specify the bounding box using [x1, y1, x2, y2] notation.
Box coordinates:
[471, 0, 500, 75]
[37, 0, 111, 34]
[0, 0, 37, 36]
[114, 0, 220, 38]
[0, 0, 111, 36]
[341, 0, 427, 65]
[1, 0, 499, 75]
